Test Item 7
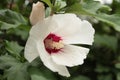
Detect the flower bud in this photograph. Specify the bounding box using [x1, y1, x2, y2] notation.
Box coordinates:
[30, 1, 45, 25]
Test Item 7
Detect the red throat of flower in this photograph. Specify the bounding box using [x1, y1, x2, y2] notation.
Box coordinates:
[44, 33, 64, 54]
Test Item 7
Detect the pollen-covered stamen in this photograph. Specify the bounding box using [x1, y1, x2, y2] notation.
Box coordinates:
[44, 33, 64, 54]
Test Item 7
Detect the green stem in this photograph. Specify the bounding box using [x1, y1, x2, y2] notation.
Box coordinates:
[9, 0, 14, 9]
[50, 9, 54, 16]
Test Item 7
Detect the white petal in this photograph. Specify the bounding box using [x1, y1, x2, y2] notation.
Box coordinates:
[94, 0, 113, 4]
[63, 20, 95, 45]
[51, 45, 89, 67]
[36, 41, 70, 77]
[30, 1, 45, 25]
[52, 14, 95, 45]
[24, 37, 39, 62]
[30, 17, 59, 40]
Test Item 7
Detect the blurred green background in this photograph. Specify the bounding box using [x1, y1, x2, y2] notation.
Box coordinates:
[0, 0, 120, 80]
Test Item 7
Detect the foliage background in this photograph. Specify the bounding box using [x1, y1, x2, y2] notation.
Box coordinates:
[0, 0, 120, 80]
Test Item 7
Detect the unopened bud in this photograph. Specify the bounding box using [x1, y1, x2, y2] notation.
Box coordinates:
[30, 1, 45, 25]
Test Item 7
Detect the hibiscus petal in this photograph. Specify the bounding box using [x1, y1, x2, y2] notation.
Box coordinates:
[24, 37, 39, 62]
[37, 41, 70, 77]
[30, 17, 59, 40]
[52, 14, 95, 45]
[63, 20, 95, 45]
[51, 45, 89, 67]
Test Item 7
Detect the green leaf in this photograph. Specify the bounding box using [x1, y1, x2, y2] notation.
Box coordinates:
[0, 9, 27, 30]
[95, 13, 120, 32]
[57, 0, 66, 8]
[82, 1, 111, 14]
[7, 25, 30, 40]
[65, 3, 89, 15]
[29, 67, 56, 80]
[97, 74, 112, 80]
[94, 34, 117, 52]
[0, 55, 30, 80]
[117, 72, 120, 80]
[53, 0, 66, 12]
[4, 62, 30, 80]
[95, 64, 110, 73]
[0, 55, 20, 69]
[0, 74, 4, 80]
[65, 0, 80, 6]
[41, 0, 53, 8]
[65, 1, 110, 15]
[5, 41, 23, 57]
[72, 75, 90, 80]
[115, 63, 120, 69]
[82, 1, 104, 14]
[112, 0, 120, 14]
[13, 25, 29, 40]
[31, 75, 47, 80]
[65, 1, 120, 32]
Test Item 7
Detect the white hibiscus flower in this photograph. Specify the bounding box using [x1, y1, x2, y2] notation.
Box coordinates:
[94, 0, 113, 4]
[24, 2, 95, 77]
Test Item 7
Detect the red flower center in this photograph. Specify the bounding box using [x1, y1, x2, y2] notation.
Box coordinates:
[44, 33, 64, 54]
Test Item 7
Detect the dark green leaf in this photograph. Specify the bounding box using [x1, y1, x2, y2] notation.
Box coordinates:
[0, 55, 20, 69]
[5, 41, 23, 57]
[29, 67, 56, 80]
[97, 74, 112, 80]
[72, 75, 90, 80]
[7, 25, 30, 40]
[0, 55, 30, 80]
[95, 64, 110, 73]
[4, 62, 30, 80]
[66, 0, 80, 6]
[0, 74, 4, 80]
[94, 34, 117, 52]
[0, 9, 27, 30]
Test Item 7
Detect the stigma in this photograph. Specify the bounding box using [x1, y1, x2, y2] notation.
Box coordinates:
[44, 33, 64, 54]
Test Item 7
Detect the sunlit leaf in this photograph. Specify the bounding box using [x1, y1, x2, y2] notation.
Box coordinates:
[117, 72, 120, 80]
[115, 63, 120, 69]
[95, 13, 120, 32]
[66, 1, 110, 15]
